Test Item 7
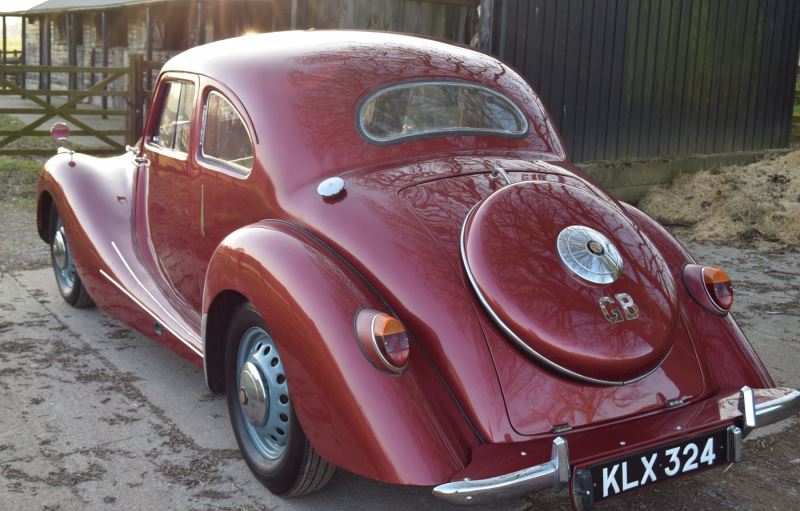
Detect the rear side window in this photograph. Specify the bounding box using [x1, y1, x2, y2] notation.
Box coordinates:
[358, 80, 528, 144]
[150, 81, 195, 154]
[201, 92, 254, 173]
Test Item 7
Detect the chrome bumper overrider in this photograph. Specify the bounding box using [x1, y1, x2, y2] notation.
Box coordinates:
[741, 386, 800, 430]
[432, 437, 569, 505]
[432, 387, 800, 506]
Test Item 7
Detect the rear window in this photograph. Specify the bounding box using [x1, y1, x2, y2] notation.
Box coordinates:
[200, 92, 254, 173]
[358, 81, 528, 144]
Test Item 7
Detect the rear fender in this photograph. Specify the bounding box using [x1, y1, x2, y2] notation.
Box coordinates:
[622, 203, 773, 389]
[202, 221, 477, 485]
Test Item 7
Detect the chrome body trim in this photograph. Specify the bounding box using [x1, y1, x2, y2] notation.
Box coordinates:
[110, 241, 201, 343]
[747, 387, 800, 429]
[727, 425, 743, 463]
[432, 437, 568, 505]
[432, 388, 800, 506]
[556, 225, 623, 285]
[357, 80, 530, 144]
[490, 165, 512, 186]
[317, 176, 346, 198]
[740, 386, 756, 429]
[99, 269, 203, 357]
[459, 200, 666, 386]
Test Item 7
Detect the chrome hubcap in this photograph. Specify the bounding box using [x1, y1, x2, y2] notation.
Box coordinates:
[239, 361, 268, 427]
[236, 326, 291, 460]
[51, 217, 76, 294]
[52, 229, 67, 269]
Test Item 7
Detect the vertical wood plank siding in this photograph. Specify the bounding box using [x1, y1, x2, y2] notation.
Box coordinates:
[492, 0, 800, 163]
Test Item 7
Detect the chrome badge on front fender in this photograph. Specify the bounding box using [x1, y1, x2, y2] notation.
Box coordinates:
[599, 293, 640, 323]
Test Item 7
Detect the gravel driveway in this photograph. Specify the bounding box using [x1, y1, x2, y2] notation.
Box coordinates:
[1, 207, 798, 511]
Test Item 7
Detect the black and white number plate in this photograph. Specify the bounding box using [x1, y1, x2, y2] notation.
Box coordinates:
[590, 429, 728, 502]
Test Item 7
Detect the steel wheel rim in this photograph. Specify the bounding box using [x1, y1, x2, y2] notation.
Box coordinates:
[52, 216, 76, 296]
[236, 326, 292, 460]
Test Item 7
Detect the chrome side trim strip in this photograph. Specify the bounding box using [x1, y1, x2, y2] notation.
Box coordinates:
[110, 241, 201, 343]
[432, 437, 569, 505]
[459, 198, 666, 386]
[100, 269, 203, 357]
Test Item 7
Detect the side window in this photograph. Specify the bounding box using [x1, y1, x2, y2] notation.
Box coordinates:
[150, 81, 195, 154]
[201, 92, 254, 172]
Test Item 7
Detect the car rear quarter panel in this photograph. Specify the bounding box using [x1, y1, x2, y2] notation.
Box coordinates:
[202, 220, 479, 485]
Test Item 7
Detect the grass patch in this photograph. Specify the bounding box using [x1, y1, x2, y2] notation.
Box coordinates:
[0, 113, 60, 151]
[0, 114, 47, 212]
[4, 38, 22, 52]
[0, 154, 42, 211]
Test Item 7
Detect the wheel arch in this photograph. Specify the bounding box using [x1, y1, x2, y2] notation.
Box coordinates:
[201, 220, 478, 486]
[203, 289, 250, 394]
[37, 190, 54, 242]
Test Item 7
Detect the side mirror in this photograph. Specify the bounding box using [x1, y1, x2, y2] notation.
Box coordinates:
[50, 122, 71, 142]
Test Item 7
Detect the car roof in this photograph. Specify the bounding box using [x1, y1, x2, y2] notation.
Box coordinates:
[160, 31, 562, 186]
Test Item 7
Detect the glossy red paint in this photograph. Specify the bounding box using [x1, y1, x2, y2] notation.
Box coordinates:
[35, 30, 785, 499]
[462, 180, 678, 383]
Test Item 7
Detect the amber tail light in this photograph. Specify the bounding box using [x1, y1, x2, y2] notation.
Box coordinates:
[682, 264, 734, 314]
[355, 309, 410, 373]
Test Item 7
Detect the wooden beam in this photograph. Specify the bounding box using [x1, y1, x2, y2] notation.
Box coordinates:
[145, 7, 153, 91]
[102, 10, 109, 115]
[21, 16, 26, 93]
[479, 0, 494, 52]
[290, 0, 297, 29]
[197, 0, 206, 45]
[2, 16, 6, 91]
[45, 14, 51, 100]
[67, 13, 78, 90]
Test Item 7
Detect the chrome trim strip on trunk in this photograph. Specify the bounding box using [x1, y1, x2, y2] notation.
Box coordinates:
[459, 197, 667, 386]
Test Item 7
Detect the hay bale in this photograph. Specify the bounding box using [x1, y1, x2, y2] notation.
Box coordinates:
[638, 151, 800, 247]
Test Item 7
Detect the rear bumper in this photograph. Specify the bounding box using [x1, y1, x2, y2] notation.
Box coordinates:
[432, 386, 800, 506]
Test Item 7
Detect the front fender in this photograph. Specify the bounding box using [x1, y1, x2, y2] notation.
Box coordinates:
[202, 221, 478, 485]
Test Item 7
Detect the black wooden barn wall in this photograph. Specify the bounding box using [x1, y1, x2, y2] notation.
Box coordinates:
[488, 0, 800, 163]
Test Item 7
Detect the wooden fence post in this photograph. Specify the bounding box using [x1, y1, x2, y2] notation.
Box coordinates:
[127, 53, 144, 145]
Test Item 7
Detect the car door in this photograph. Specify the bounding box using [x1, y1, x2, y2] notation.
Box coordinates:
[141, 74, 203, 310]
[192, 81, 270, 279]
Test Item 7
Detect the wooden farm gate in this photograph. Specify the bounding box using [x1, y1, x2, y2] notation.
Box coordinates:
[0, 54, 162, 156]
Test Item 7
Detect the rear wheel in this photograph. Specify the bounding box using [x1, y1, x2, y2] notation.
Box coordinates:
[49, 204, 94, 308]
[224, 303, 334, 496]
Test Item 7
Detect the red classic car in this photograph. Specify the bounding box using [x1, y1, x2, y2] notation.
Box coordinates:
[36, 31, 799, 508]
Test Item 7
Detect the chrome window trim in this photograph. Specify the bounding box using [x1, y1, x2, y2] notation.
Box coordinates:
[459, 182, 669, 386]
[357, 79, 530, 145]
[200, 90, 255, 176]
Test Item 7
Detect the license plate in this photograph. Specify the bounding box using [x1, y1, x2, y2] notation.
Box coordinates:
[589, 429, 728, 502]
